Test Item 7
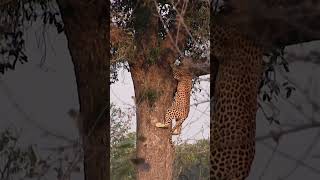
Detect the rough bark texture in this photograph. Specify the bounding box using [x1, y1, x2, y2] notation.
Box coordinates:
[56, 1, 109, 180]
[129, 2, 175, 179]
[130, 64, 176, 180]
[127, 1, 191, 179]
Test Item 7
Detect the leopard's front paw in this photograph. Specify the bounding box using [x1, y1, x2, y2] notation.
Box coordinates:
[155, 122, 169, 128]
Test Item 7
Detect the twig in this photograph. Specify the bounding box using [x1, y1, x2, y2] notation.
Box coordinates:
[256, 122, 320, 142]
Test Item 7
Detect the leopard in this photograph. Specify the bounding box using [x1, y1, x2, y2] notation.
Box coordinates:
[155, 23, 264, 180]
[210, 23, 265, 180]
[155, 60, 193, 136]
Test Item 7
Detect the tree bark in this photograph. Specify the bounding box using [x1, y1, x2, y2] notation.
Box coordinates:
[130, 63, 176, 180]
[56, 1, 109, 180]
[127, 1, 195, 179]
[128, 2, 177, 179]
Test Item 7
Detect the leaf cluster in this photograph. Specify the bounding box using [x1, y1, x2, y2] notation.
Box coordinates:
[110, 103, 136, 180]
[260, 48, 296, 103]
[174, 139, 209, 179]
[0, 128, 83, 179]
[0, 129, 41, 179]
[0, 0, 63, 74]
[110, 1, 210, 66]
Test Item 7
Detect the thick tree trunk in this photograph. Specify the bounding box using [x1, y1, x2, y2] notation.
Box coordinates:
[127, 1, 177, 179]
[56, 1, 109, 180]
[127, 1, 194, 179]
[130, 63, 176, 180]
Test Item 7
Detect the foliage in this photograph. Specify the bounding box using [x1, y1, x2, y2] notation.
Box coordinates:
[110, 0, 210, 81]
[184, 1, 210, 40]
[174, 139, 209, 180]
[111, 132, 136, 180]
[110, 103, 136, 180]
[0, 128, 42, 179]
[133, 4, 151, 35]
[259, 47, 296, 124]
[111, 0, 136, 29]
[0, 0, 63, 74]
[147, 47, 160, 64]
[110, 61, 131, 84]
[110, 103, 133, 146]
[138, 88, 161, 108]
[0, 127, 84, 180]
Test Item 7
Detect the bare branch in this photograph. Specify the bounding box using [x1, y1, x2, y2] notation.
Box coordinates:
[256, 122, 320, 142]
[260, 141, 320, 175]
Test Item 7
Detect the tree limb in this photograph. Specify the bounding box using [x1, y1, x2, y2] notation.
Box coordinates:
[256, 122, 320, 142]
[214, 0, 320, 50]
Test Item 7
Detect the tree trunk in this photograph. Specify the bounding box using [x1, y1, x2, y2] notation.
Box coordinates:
[56, 1, 109, 180]
[130, 63, 176, 180]
[126, 1, 192, 179]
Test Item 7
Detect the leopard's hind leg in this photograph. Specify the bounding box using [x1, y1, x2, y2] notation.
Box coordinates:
[155, 107, 176, 129]
[171, 119, 184, 135]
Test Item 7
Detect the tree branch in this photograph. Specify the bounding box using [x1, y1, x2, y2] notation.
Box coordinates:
[260, 141, 320, 175]
[214, 0, 320, 50]
[181, 57, 211, 77]
[256, 122, 320, 142]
